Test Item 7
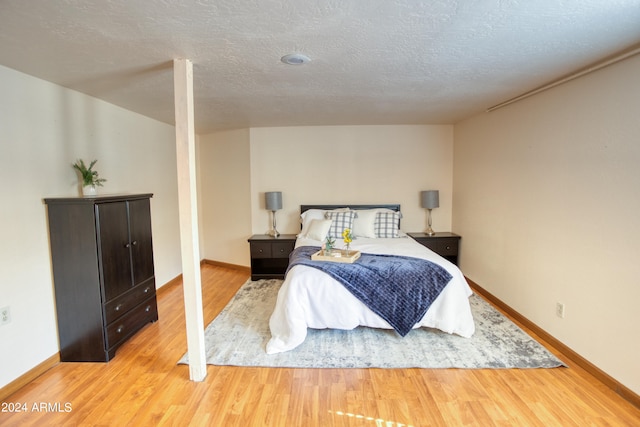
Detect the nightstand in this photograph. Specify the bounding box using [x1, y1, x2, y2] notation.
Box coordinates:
[408, 232, 461, 265]
[247, 234, 297, 280]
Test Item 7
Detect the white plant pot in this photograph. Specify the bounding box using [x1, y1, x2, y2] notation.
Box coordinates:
[82, 185, 97, 197]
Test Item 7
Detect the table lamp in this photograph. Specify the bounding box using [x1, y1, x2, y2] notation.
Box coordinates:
[265, 191, 282, 237]
[421, 190, 439, 236]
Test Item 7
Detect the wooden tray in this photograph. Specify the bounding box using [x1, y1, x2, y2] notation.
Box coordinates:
[311, 249, 361, 263]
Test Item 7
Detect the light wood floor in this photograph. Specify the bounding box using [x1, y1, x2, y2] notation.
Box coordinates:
[2, 264, 639, 426]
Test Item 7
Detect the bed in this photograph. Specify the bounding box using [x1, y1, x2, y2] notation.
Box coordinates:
[266, 204, 475, 354]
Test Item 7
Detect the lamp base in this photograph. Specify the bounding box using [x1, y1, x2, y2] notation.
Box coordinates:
[267, 229, 280, 238]
[425, 209, 435, 236]
[268, 210, 280, 237]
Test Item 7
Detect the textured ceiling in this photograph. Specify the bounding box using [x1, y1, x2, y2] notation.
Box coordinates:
[1, 0, 640, 133]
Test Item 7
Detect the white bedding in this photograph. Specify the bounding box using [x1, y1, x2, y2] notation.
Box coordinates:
[266, 235, 476, 354]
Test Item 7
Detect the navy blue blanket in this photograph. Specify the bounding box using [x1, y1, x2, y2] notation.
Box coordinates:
[286, 246, 452, 336]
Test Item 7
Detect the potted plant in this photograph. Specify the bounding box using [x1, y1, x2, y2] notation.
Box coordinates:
[324, 235, 336, 255]
[72, 159, 106, 196]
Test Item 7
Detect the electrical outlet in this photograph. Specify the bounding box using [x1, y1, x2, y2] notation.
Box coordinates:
[0, 306, 10, 325]
[556, 302, 565, 319]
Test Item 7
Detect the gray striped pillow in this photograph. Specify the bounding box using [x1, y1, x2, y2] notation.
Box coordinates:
[325, 210, 358, 238]
[374, 211, 401, 238]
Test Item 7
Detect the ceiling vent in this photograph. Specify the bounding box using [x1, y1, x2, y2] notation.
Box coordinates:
[281, 53, 311, 65]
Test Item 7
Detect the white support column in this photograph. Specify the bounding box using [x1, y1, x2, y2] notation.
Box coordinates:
[173, 58, 207, 381]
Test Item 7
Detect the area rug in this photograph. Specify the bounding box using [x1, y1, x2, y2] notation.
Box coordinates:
[178, 279, 565, 369]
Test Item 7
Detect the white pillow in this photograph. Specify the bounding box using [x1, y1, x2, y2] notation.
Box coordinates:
[300, 208, 349, 235]
[351, 209, 377, 238]
[352, 208, 402, 238]
[302, 219, 332, 241]
[300, 209, 326, 223]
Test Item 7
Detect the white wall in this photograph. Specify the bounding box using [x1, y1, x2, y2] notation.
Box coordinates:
[0, 65, 182, 389]
[249, 125, 454, 236]
[198, 129, 252, 265]
[453, 55, 640, 394]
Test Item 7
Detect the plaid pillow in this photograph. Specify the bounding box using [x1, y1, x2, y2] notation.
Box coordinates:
[374, 211, 401, 238]
[325, 210, 357, 239]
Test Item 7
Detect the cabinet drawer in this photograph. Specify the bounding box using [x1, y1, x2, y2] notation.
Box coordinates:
[421, 239, 458, 256]
[105, 296, 157, 350]
[104, 279, 156, 324]
[250, 242, 272, 258]
[272, 241, 294, 258]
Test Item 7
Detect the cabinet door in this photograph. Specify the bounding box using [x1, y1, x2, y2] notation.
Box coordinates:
[128, 199, 155, 286]
[97, 202, 133, 301]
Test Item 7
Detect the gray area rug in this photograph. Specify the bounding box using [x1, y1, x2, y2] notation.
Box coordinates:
[179, 279, 565, 369]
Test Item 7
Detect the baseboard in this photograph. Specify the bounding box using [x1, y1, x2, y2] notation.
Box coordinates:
[155, 259, 251, 295]
[201, 259, 251, 274]
[156, 273, 183, 296]
[0, 353, 60, 401]
[467, 277, 640, 409]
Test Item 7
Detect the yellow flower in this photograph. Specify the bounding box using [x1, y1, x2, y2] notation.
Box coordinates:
[342, 228, 352, 244]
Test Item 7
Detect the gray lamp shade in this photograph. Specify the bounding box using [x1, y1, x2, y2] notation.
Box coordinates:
[265, 191, 283, 211]
[421, 190, 439, 209]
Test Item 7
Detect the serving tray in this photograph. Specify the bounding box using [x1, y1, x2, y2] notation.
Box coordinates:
[311, 249, 361, 263]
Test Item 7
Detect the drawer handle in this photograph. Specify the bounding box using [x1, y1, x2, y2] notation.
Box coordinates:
[144, 287, 150, 293]
[125, 243, 131, 248]
[132, 240, 137, 246]
[258, 248, 264, 253]
[145, 305, 151, 312]
[116, 325, 124, 334]
[114, 304, 123, 312]
[446, 246, 451, 250]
